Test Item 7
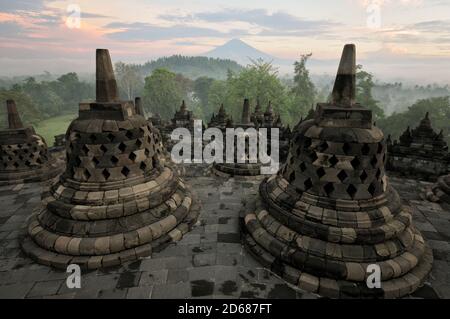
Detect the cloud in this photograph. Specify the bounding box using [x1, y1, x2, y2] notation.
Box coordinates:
[160, 8, 340, 36]
[0, 0, 45, 12]
[0, 21, 25, 37]
[105, 22, 248, 41]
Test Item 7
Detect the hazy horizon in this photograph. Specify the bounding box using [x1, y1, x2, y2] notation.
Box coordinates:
[1, 0, 450, 84]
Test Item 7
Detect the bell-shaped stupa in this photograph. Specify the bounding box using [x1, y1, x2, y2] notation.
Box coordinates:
[0, 100, 64, 185]
[242, 44, 433, 298]
[22, 49, 198, 269]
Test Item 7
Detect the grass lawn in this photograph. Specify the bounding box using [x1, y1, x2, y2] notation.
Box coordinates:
[34, 113, 76, 146]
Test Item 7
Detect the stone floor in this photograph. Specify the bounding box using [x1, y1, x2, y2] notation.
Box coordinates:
[0, 165, 449, 299]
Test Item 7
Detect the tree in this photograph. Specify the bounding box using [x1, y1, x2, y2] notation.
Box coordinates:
[378, 96, 450, 144]
[0, 88, 42, 127]
[356, 65, 385, 120]
[225, 59, 288, 120]
[142, 68, 184, 119]
[290, 53, 316, 120]
[115, 62, 143, 100]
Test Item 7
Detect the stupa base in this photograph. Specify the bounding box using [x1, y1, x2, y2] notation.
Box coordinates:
[21, 183, 200, 270]
[212, 163, 262, 177]
[0, 157, 64, 186]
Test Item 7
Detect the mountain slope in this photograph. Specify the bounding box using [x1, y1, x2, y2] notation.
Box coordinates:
[204, 39, 277, 66]
[139, 55, 242, 80]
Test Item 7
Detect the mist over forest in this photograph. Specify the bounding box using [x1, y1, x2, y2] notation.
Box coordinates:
[0, 54, 449, 145]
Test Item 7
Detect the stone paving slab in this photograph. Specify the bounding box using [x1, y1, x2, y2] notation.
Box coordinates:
[0, 169, 448, 299]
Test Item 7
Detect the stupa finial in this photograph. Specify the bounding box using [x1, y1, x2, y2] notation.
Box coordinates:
[96, 49, 119, 102]
[331, 44, 356, 107]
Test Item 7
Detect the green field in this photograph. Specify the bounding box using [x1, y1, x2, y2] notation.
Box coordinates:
[34, 114, 76, 146]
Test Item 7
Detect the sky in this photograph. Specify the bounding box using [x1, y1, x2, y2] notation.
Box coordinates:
[1, 0, 450, 83]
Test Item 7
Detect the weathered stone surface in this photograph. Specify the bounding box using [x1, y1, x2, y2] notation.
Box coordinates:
[241, 44, 433, 298]
[0, 100, 64, 185]
[21, 49, 198, 270]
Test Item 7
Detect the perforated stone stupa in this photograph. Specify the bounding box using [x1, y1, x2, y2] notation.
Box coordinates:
[387, 113, 450, 180]
[22, 49, 198, 269]
[213, 99, 263, 177]
[0, 100, 63, 185]
[242, 44, 433, 298]
[426, 174, 450, 204]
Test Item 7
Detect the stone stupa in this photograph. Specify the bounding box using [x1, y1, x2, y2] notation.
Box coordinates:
[213, 99, 262, 177]
[387, 112, 450, 180]
[242, 44, 433, 298]
[22, 49, 199, 269]
[0, 100, 64, 185]
[426, 174, 450, 204]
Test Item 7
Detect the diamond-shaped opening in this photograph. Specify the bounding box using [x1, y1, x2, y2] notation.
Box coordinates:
[13, 162, 19, 168]
[296, 147, 301, 157]
[107, 133, 115, 142]
[368, 183, 377, 196]
[7, 156, 12, 161]
[110, 156, 119, 165]
[121, 166, 130, 177]
[118, 142, 127, 152]
[89, 134, 97, 142]
[129, 152, 137, 161]
[92, 156, 99, 165]
[29, 153, 34, 159]
[82, 145, 90, 155]
[304, 178, 313, 190]
[309, 152, 318, 163]
[361, 143, 370, 155]
[36, 158, 42, 164]
[75, 156, 82, 167]
[102, 168, 111, 180]
[382, 153, 386, 163]
[125, 130, 133, 139]
[288, 171, 296, 183]
[329, 155, 339, 167]
[337, 170, 348, 182]
[343, 142, 351, 155]
[299, 162, 306, 172]
[376, 168, 382, 179]
[360, 170, 368, 182]
[69, 142, 74, 150]
[144, 148, 150, 156]
[18, 155, 23, 160]
[25, 160, 31, 167]
[350, 157, 360, 169]
[371, 155, 378, 168]
[23, 149, 28, 153]
[135, 139, 143, 148]
[152, 156, 158, 169]
[318, 141, 328, 152]
[140, 161, 147, 171]
[13, 150, 18, 155]
[346, 184, 357, 198]
[324, 182, 334, 196]
[100, 144, 108, 153]
[303, 137, 312, 149]
[316, 167, 326, 178]
[377, 142, 383, 154]
[83, 169, 91, 180]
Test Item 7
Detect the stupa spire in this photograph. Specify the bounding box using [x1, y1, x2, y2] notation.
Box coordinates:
[6, 99, 23, 129]
[135, 97, 144, 116]
[241, 98, 251, 124]
[96, 49, 119, 102]
[331, 44, 356, 107]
